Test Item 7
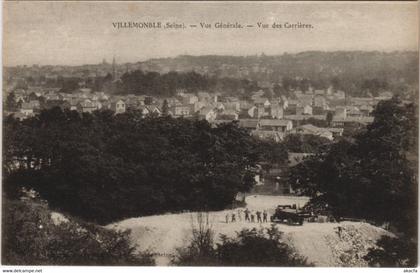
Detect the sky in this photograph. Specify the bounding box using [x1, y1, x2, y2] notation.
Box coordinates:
[3, 1, 419, 66]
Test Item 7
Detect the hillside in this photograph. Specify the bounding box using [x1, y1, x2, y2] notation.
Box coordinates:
[138, 51, 418, 83]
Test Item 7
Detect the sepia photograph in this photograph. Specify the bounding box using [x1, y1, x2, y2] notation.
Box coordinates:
[1, 1, 419, 270]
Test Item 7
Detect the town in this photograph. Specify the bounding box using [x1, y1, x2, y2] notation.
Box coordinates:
[5, 56, 398, 142]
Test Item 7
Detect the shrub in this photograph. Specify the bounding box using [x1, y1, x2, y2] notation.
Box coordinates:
[2, 198, 154, 265]
[173, 224, 311, 266]
[364, 235, 417, 267]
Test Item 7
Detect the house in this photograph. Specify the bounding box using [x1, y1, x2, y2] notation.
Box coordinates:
[169, 104, 193, 117]
[280, 95, 288, 109]
[296, 105, 313, 115]
[197, 91, 211, 101]
[238, 119, 259, 130]
[13, 112, 27, 121]
[166, 97, 181, 107]
[324, 127, 344, 138]
[69, 100, 79, 111]
[20, 102, 34, 117]
[298, 94, 313, 106]
[247, 106, 257, 118]
[291, 124, 333, 140]
[137, 105, 151, 116]
[77, 100, 97, 113]
[213, 102, 225, 111]
[294, 90, 303, 97]
[193, 101, 207, 113]
[270, 103, 284, 119]
[313, 96, 327, 108]
[331, 116, 374, 127]
[239, 100, 253, 111]
[251, 90, 265, 100]
[79, 88, 92, 94]
[253, 97, 271, 108]
[148, 105, 162, 116]
[218, 109, 239, 120]
[224, 101, 240, 112]
[359, 105, 374, 116]
[110, 100, 126, 114]
[179, 93, 198, 105]
[334, 90, 346, 100]
[334, 106, 347, 119]
[198, 107, 217, 122]
[283, 114, 327, 127]
[258, 119, 293, 132]
[256, 105, 267, 118]
[28, 100, 41, 111]
[45, 93, 62, 101]
[251, 130, 285, 143]
[346, 106, 362, 118]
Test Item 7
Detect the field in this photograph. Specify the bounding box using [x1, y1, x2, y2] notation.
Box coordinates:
[107, 195, 390, 266]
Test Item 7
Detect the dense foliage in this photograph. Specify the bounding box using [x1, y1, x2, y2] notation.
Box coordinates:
[3, 108, 262, 224]
[139, 52, 418, 97]
[2, 198, 153, 265]
[363, 235, 417, 267]
[118, 70, 259, 97]
[289, 97, 418, 265]
[173, 224, 310, 266]
[283, 134, 331, 154]
[290, 97, 417, 232]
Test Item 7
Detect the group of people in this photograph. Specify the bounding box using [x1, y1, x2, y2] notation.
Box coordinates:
[225, 208, 269, 224]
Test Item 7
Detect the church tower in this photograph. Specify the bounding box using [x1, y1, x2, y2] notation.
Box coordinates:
[112, 56, 116, 80]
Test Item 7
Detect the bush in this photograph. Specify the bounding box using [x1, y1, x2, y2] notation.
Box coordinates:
[173, 224, 311, 266]
[364, 236, 417, 267]
[173, 213, 217, 266]
[2, 198, 154, 265]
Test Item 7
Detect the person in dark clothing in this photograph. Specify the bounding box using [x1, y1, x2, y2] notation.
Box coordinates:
[263, 210, 268, 222]
[256, 211, 262, 223]
[231, 213, 236, 222]
[244, 209, 250, 222]
[250, 214, 255, 223]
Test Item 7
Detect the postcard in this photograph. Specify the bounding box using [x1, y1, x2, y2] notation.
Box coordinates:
[2, 1, 418, 271]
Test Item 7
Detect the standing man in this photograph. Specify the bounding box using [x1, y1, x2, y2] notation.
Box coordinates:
[244, 208, 250, 222]
[231, 213, 236, 223]
[263, 210, 268, 222]
[225, 213, 229, 223]
[237, 209, 243, 221]
[256, 211, 262, 223]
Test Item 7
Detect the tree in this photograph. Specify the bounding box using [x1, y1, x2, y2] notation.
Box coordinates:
[5, 92, 18, 111]
[4, 109, 262, 224]
[2, 198, 154, 265]
[326, 111, 334, 127]
[59, 78, 80, 93]
[289, 97, 418, 236]
[283, 134, 331, 154]
[364, 235, 417, 267]
[162, 99, 169, 116]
